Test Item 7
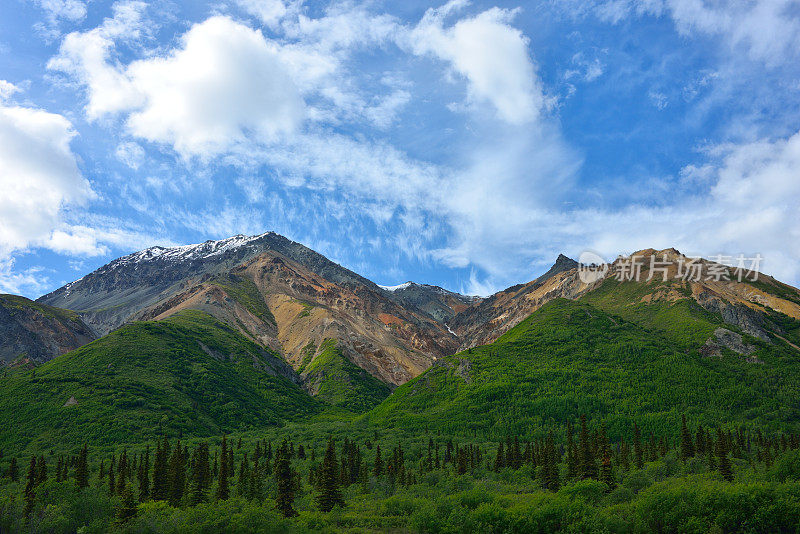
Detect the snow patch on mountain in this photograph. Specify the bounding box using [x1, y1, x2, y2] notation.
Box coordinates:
[379, 282, 413, 292]
[104, 233, 277, 270]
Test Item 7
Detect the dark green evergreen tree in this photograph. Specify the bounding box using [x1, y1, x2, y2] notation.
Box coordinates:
[717, 430, 733, 482]
[316, 437, 344, 513]
[707, 434, 717, 471]
[274, 440, 298, 517]
[494, 442, 505, 472]
[190, 442, 211, 505]
[236, 452, 250, 497]
[117, 449, 128, 491]
[579, 415, 598, 479]
[152, 437, 170, 501]
[138, 446, 150, 502]
[168, 440, 186, 506]
[695, 426, 706, 455]
[543, 431, 560, 492]
[216, 436, 230, 500]
[55, 456, 63, 483]
[248, 457, 264, 500]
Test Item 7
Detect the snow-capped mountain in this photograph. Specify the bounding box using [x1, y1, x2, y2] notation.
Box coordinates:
[106, 233, 275, 269]
[36, 231, 463, 385]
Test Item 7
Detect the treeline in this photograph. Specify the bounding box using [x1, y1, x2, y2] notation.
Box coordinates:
[4, 415, 799, 526]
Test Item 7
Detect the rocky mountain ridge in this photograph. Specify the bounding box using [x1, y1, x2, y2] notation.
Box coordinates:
[0, 294, 95, 366]
[3, 234, 798, 402]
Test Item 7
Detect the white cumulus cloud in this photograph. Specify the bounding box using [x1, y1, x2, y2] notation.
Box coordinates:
[50, 14, 305, 159]
[125, 16, 304, 158]
[0, 92, 93, 257]
[47, 0, 148, 119]
[408, 1, 544, 124]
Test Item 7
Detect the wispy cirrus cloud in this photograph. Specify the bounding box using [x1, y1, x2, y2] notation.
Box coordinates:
[5, 0, 798, 299]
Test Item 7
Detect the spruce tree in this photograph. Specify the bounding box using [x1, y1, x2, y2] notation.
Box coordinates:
[168, 440, 186, 506]
[152, 437, 170, 501]
[494, 442, 505, 472]
[695, 426, 706, 455]
[595, 424, 613, 488]
[599, 454, 614, 490]
[76, 443, 89, 489]
[579, 415, 598, 479]
[216, 436, 230, 500]
[138, 446, 150, 502]
[717, 430, 733, 482]
[118, 449, 128, 491]
[236, 453, 250, 497]
[619, 441, 630, 470]
[275, 440, 298, 517]
[316, 437, 344, 512]
[543, 431, 560, 492]
[707, 434, 717, 471]
[456, 446, 468, 475]
[190, 442, 211, 505]
[648, 434, 658, 461]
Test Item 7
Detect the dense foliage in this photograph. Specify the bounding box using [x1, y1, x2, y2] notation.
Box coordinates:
[2, 416, 799, 533]
[370, 299, 800, 439]
[0, 311, 322, 452]
[302, 339, 391, 411]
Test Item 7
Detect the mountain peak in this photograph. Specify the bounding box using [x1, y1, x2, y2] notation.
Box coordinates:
[112, 232, 279, 268]
[555, 253, 578, 266]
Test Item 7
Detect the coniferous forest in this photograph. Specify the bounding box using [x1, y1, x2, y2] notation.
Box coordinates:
[3, 415, 800, 532]
[3, 295, 800, 532]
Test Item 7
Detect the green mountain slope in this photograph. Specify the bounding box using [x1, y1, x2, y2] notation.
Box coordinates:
[367, 299, 800, 438]
[0, 310, 321, 454]
[301, 338, 391, 411]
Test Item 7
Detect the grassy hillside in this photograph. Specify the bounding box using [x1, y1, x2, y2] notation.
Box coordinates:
[210, 274, 277, 326]
[368, 299, 800, 439]
[0, 310, 321, 454]
[578, 278, 721, 349]
[302, 339, 391, 411]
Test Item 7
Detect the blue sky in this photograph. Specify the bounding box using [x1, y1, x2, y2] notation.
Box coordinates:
[1, 0, 799, 298]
